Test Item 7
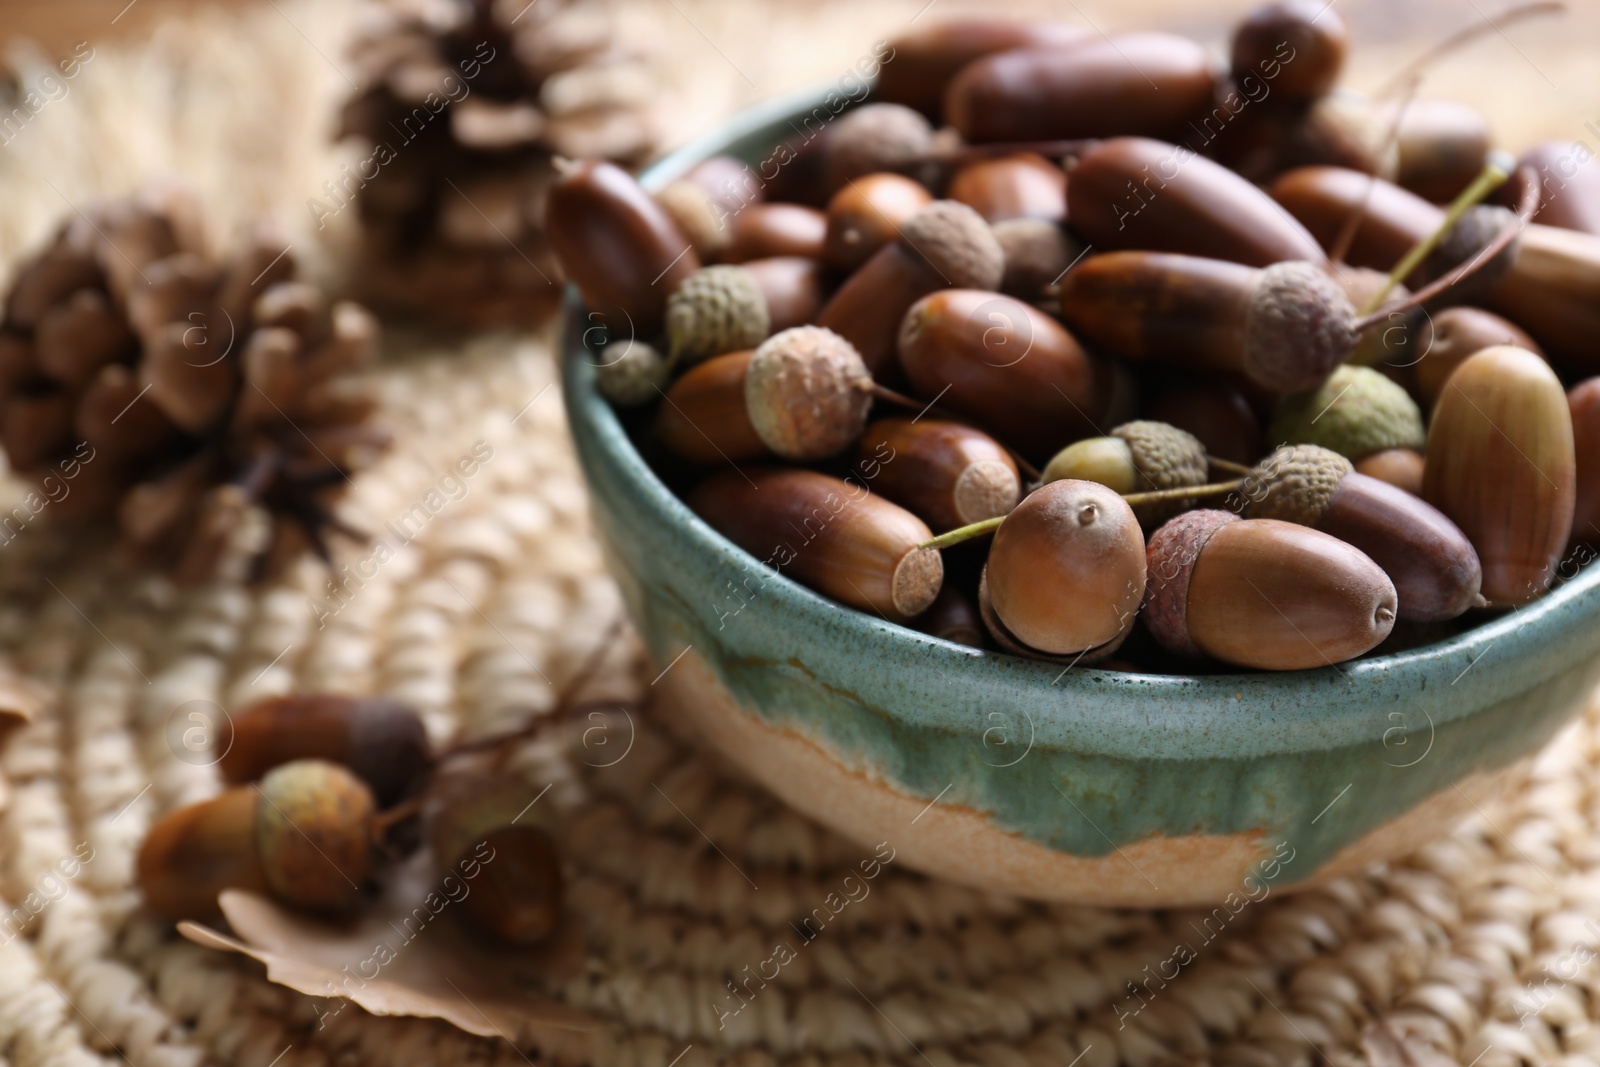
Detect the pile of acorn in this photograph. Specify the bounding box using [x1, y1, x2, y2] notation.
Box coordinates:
[137, 694, 563, 942]
[548, 2, 1600, 673]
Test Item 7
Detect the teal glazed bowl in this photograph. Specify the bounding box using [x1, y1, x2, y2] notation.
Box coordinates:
[561, 89, 1600, 907]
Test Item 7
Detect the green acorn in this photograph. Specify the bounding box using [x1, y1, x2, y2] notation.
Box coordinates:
[1269, 365, 1424, 462]
[664, 265, 770, 364]
[1043, 420, 1209, 525]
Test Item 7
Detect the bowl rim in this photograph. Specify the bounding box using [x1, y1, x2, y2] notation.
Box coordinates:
[562, 85, 1600, 759]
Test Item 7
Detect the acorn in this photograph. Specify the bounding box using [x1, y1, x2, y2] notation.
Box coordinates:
[1146, 382, 1263, 466]
[1059, 251, 1357, 393]
[992, 218, 1078, 304]
[690, 467, 943, 621]
[916, 585, 985, 649]
[946, 153, 1066, 223]
[219, 694, 431, 806]
[665, 265, 771, 364]
[978, 479, 1146, 662]
[823, 103, 935, 192]
[655, 350, 769, 465]
[857, 418, 1020, 532]
[430, 777, 562, 946]
[1413, 306, 1542, 405]
[823, 172, 932, 273]
[137, 759, 376, 921]
[740, 256, 828, 332]
[816, 200, 1004, 377]
[1515, 140, 1600, 236]
[1269, 365, 1425, 463]
[1043, 421, 1208, 526]
[1144, 510, 1397, 670]
[875, 18, 1089, 120]
[1241, 444, 1482, 620]
[1569, 378, 1600, 548]
[1230, 0, 1347, 102]
[1423, 346, 1576, 605]
[595, 340, 672, 408]
[745, 326, 873, 462]
[1354, 448, 1426, 496]
[654, 179, 731, 261]
[721, 203, 828, 263]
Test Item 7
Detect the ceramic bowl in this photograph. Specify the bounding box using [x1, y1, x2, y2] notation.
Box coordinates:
[560, 88, 1600, 907]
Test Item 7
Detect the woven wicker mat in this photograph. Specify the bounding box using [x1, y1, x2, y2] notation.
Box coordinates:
[4, 2, 1600, 1066]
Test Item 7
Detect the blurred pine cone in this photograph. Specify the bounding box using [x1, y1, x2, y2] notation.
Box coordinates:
[336, 0, 664, 327]
[0, 185, 387, 582]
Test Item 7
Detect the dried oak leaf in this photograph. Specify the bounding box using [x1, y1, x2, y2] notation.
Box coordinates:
[178, 848, 594, 1042]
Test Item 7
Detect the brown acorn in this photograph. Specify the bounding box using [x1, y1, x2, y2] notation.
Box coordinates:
[856, 418, 1020, 532]
[1413, 307, 1543, 405]
[875, 19, 1089, 120]
[690, 467, 943, 622]
[219, 694, 431, 806]
[739, 256, 827, 332]
[946, 153, 1066, 223]
[1241, 444, 1482, 621]
[1146, 382, 1263, 466]
[1042, 421, 1209, 527]
[655, 350, 768, 465]
[1144, 510, 1397, 670]
[916, 585, 985, 649]
[1423, 346, 1576, 605]
[1515, 141, 1600, 236]
[823, 104, 936, 192]
[1230, 0, 1347, 102]
[823, 173, 932, 273]
[137, 759, 375, 921]
[1353, 448, 1425, 497]
[978, 479, 1146, 662]
[430, 777, 562, 946]
[721, 203, 828, 263]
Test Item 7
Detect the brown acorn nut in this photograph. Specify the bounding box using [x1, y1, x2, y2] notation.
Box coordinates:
[1068, 137, 1325, 268]
[945, 34, 1215, 144]
[875, 18, 1089, 120]
[1241, 444, 1482, 621]
[1384, 98, 1491, 203]
[916, 585, 986, 648]
[1230, 0, 1347, 102]
[898, 289, 1124, 460]
[664, 265, 771, 364]
[689, 467, 943, 621]
[1514, 141, 1600, 235]
[980, 479, 1146, 661]
[816, 201, 1004, 378]
[544, 161, 699, 338]
[1058, 251, 1357, 393]
[823, 173, 933, 273]
[823, 104, 935, 193]
[1423, 346, 1576, 605]
[1042, 421, 1208, 527]
[745, 326, 873, 462]
[721, 204, 828, 263]
[655, 350, 769, 465]
[1144, 510, 1396, 670]
[1146, 382, 1263, 466]
[1413, 306, 1543, 405]
[429, 778, 562, 946]
[1354, 448, 1426, 496]
[1570, 378, 1600, 548]
[218, 694, 431, 806]
[946, 153, 1066, 223]
[740, 256, 827, 332]
[1269, 166, 1449, 272]
[856, 418, 1020, 532]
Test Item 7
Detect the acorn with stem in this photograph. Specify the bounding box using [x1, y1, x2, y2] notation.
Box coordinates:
[1042, 420, 1212, 527]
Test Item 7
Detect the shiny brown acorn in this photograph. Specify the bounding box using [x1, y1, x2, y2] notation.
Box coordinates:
[1144, 510, 1397, 670]
[875, 18, 1089, 120]
[978, 479, 1146, 662]
[1230, 0, 1347, 102]
[823, 172, 932, 272]
[545, 161, 698, 338]
[1387, 98, 1491, 202]
[945, 33, 1215, 143]
[1241, 444, 1483, 621]
[897, 289, 1128, 459]
[1413, 306, 1543, 404]
[1353, 448, 1426, 496]
[721, 203, 828, 263]
[1058, 250, 1357, 392]
[1424, 346, 1576, 605]
[1067, 137, 1326, 267]
[946, 153, 1066, 223]
[430, 777, 563, 946]
[817, 200, 1004, 378]
[739, 256, 827, 332]
[690, 467, 943, 622]
[219, 694, 430, 806]
[857, 418, 1020, 532]
[137, 759, 376, 921]
[1570, 378, 1600, 549]
[655, 350, 769, 464]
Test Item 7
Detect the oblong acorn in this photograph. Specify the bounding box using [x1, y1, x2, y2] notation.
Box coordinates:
[1043, 420, 1208, 526]
[655, 350, 769, 465]
[689, 467, 943, 621]
[1389, 98, 1490, 203]
[816, 200, 1004, 378]
[856, 417, 1020, 532]
[665, 265, 771, 364]
[1423, 346, 1576, 605]
[1269, 165, 1442, 271]
[219, 693, 431, 806]
[740, 256, 828, 332]
[1482, 222, 1600, 376]
[721, 203, 828, 263]
[744, 326, 873, 462]
[875, 18, 1090, 119]
[1242, 444, 1482, 621]
[897, 288, 1123, 459]
[1412, 306, 1542, 404]
[545, 160, 699, 338]
[1230, 0, 1347, 102]
[1145, 510, 1397, 670]
[136, 786, 270, 921]
[1058, 251, 1357, 393]
[946, 153, 1066, 223]
[1269, 365, 1425, 462]
[945, 34, 1214, 143]
[980, 479, 1146, 660]
[823, 173, 932, 273]
[1068, 137, 1325, 267]
[255, 760, 376, 912]
[430, 777, 562, 946]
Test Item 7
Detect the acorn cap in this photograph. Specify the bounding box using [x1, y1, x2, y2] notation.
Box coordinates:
[255, 759, 375, 910]
[744, 326, 873, 461]
[595, 340, 671, 407]
[1269, 364, 1425, 461]
[1142, 509, 1240, 658]
[1242, 443, 1353, 525]
[898, 201, 1006, 292]
[825, 103, 935, 189]
[1115, 421, 1209, 489]
[993, 217, 1074, 302]
[1423, 203, 1517, 295]
[665, 265, 770, 364]
[1243, 261, 1359, 392]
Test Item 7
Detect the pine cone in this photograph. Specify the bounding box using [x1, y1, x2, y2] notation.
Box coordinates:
[336, 0, 664, 327]
[0, 186, 388, 582]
